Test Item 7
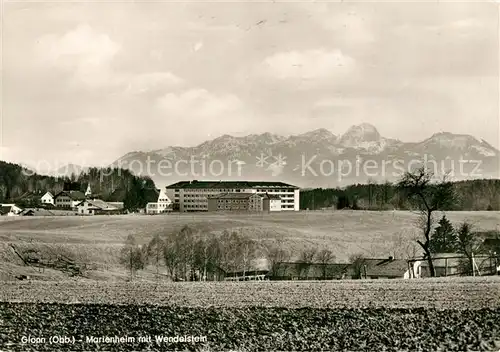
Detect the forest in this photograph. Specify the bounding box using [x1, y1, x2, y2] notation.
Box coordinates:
[299, 179, 500, 211]
[0, 161, 156, 210]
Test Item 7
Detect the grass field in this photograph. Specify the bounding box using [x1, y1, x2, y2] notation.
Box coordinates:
[0, 210, 499, 280]
[1, 212, 500, 350]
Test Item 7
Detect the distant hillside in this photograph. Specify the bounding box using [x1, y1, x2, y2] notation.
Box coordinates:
[0, 161, 157, 210]
[112, 123, 499, 187]
[300, 179, 500, 211]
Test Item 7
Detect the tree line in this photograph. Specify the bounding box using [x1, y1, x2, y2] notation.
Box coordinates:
[0, 161, 156, 211]
[397, 167, 500, 277]
[120, 226, 268, 281]
[121, 222, 497, 281]
[300, 179, 500, 211]
[121, 226, 344, 281]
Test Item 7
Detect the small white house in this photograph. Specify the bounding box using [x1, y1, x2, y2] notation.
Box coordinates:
[41, 192, 54, 205]
[0, 204, 23, 216]
[146, 188, 172, 214]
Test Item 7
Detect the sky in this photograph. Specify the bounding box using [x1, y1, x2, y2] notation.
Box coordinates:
[1, 0, 499, 167]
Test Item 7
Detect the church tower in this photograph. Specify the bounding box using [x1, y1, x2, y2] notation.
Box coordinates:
[85, 183, 92, 197]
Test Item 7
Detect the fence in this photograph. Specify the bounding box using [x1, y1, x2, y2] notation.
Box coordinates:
[408, 254, 499, 278]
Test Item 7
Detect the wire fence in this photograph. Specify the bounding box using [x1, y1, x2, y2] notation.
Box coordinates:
[407, 254, 499, 278]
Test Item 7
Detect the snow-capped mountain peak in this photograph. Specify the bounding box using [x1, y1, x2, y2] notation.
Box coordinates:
[339, 123, 381, 147]
[110, 124, 499, 186]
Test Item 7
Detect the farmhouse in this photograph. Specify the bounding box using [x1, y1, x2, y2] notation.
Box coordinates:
[107, 202, 124, 210]
[268, 262, 354, 280]
[268, 257, 419, 281]
[53, 191, 86, 209]
[41, 192, 54, 205]
[418, 253, 462, 277]
[146, 188, 172, 214]
[478, 231, 500, 254]
[14, 191, 44, 207]
[20, 208, 56, 216]
[76, 199, 123, 215]
[166, 180, 299, 212]
[0, 204, 23, 216]
[359, 257, 418, 279]
[417, 253, 496, 277]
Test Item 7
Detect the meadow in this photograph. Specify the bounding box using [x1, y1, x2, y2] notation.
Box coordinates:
[2, 212, 500, 351]
[0, 210, 499, 280]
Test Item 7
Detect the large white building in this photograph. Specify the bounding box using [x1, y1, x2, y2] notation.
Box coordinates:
[165, 181, 300, 212]
[53, 191, 86, 209]
[146, 188, 173, 214]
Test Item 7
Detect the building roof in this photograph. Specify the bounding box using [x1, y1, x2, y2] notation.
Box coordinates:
[0, 206, 13, 215]
[20, 208, 55, 216]
[49, 209, 78, 216]
[263, 194, 281, 200]
[270, 262, 354, 279]
[42, 192, 54, 197]
[476, 231, 500, 240]
[107, 202, 124, 209]
[361, 258, 410, 277]
[208, 192, 258, 200]
[225, 270, 270, 277]
[54, 191, 86, 201]
[76, 199, 118, 210]
[418, 253, 467, 269]
[484, 238, 500, 248]
[166, 180, 299, 190]
[15, 192, 42, 201]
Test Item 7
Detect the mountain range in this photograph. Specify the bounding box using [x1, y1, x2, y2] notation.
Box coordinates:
[107, 123, 499, 188]
[39, 123, 498, 188]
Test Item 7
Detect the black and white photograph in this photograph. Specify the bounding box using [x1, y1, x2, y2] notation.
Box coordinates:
[1, 0, 500, 350]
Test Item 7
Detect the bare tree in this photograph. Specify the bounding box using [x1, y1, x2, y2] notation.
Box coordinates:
[175, 225, 195, 281]
[456, 222, 483, 275]
[239, 235, 257, 278]
[194, 235, 209, 281]
[316, 249, 335, 279]
[265, 242, 291, 278]
[397, 167, 456, 277]
[367, 178, 374, 209]
[218, 230, 243, 277]
[194, 233, 224, 281]
[163, 231, 180, 281]
[349, 253, 366, 279]
[120, 235, 145, 280]
[404, 236, 421, 261]
[146, 234, 164, 283]
[298, 247, 318, 279]
[389, 231, 405, 259]
[207, 237, 224, 280]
